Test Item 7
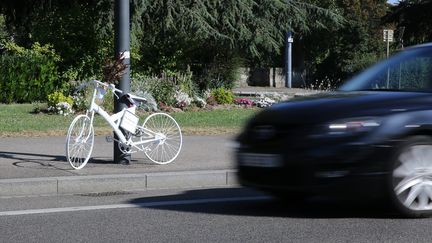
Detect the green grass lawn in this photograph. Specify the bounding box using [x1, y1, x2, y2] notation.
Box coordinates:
[170, 108, 257, 135]
[0, 104, 257, 137]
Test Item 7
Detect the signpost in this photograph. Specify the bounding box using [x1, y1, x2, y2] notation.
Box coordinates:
[383, 29, 394, 58]
[383, 29, 394, 88]
[114, 0, 131, 164]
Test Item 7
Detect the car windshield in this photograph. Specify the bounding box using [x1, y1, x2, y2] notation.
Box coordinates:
[340, 45, 432, 92]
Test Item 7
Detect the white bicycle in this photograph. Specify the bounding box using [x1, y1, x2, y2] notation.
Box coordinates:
[65, 79, 182, 169]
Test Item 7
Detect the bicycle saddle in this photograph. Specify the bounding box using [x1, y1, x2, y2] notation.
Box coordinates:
[120, 94, 147, 107]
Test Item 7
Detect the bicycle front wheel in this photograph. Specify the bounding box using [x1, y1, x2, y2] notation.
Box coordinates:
[66, 114, 94, 169]
[142, 113, 182, 164]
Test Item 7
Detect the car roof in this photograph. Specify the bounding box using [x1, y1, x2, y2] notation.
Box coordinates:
[408, 42, 432, 49]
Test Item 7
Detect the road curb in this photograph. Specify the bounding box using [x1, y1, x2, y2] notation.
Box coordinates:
[0, 170, 238, 197]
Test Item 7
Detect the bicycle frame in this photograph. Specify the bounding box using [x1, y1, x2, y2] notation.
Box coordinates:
[67, 79, 182, 169]
[86, 82, 162, 151]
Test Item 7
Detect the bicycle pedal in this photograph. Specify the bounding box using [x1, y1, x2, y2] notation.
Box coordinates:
[105, 135, 113, 143]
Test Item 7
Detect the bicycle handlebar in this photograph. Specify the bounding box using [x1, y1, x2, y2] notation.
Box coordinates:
[75, 80, 147, 102]
[92, 80, 123, 94]
[75, 80, 123, 94]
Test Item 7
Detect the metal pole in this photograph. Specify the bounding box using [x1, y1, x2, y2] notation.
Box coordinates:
[114, 0, 131, 164]
[386, 38, 390, 59]
[386, 38, 390, 88]
[285, 31, 293, 88]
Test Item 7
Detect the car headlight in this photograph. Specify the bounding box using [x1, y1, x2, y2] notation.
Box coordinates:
[327, 117, 381, 136]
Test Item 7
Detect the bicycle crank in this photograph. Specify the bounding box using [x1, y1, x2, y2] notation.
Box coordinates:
[118, 142, 134, 154]
[105, 135, 137, 154]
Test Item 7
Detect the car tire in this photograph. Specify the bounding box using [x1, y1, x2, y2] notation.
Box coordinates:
[388, 135, 432, 217]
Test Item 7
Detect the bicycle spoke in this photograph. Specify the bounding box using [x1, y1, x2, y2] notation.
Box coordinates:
[66, 115, 94, 169]
[141, 113, 182, 164]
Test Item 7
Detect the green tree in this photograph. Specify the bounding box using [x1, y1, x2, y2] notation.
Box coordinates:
[0, 14, 7, 44]
[0, 42, 60, 103]
[1, 0, 344, 89]
[135, 0, 344, 88]
[1, 0, 150, 81]
[303, 0, 389, 86]
[385, 0, 432, 46]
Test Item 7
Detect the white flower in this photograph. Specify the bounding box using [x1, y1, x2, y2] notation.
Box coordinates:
[50, 101, 74, 116]
[193, 96, 207, 108]
[203, 90, 211, 99]
[255, 95, 276, 108]
[174, 91, 192, 107]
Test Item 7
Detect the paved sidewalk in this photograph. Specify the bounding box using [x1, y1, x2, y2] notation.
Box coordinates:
[0, 135, 238, 197]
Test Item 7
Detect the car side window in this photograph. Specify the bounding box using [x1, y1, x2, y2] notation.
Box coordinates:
[369, 54, 432, 91]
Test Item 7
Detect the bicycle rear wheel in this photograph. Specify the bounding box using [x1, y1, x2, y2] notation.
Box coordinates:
[66, 114, 94, 169]
[142, 113, 182, 164]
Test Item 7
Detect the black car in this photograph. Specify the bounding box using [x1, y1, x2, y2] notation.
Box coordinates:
[235, 43, 432, 217]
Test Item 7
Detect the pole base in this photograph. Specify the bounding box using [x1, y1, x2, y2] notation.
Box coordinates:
[114, 133, 131, 165]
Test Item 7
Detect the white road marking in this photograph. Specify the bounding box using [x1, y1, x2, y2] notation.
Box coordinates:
[0, 196, 270, 216]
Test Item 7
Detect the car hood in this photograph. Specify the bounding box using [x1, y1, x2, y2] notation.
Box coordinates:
[251, 91, 432, 126]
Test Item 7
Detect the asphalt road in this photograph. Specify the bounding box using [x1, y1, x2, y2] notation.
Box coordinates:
[1, 187, 432, 243]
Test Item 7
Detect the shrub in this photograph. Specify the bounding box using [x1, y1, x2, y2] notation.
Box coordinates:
[194, 56, 244, 90]
[192, 96, 207, 108]
[72, 92, 89, 112]
[158, 102, 174, 112]
[133, 91, 158, 112]
[147, 78, 176, 106]
[101, 91, 115, 113]
[131, 71, 199, 108]
[47, 91, 73, 108]
[176, 71, 198, 97]
[131, 74, 176, 106]
[31, 102, 46, 114]
[0, 42, 60, 103]
[211, 88, 234, 105]
[47, 91, 74, 116]
[307, 77, 337, 91]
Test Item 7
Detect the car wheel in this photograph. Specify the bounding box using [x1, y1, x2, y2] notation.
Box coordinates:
[389, 136, 432, 217]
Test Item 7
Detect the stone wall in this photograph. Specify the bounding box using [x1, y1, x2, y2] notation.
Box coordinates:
[235, 67, 304, 88]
